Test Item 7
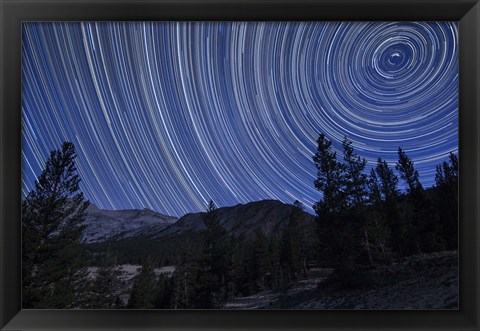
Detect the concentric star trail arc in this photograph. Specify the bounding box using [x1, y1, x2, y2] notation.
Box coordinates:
[22, 22, 458, 217]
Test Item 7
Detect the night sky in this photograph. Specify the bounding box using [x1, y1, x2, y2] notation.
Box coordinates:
[22, 22, 458, 217]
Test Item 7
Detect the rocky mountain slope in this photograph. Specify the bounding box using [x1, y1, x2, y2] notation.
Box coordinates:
[149, 199, 315, 239]
[82, 200, 315, 243]
[82, 204, 178, 243]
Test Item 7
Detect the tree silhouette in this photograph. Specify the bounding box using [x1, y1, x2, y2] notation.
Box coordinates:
[22, 142, 89, 308]
[342, 137, 368, 207]
[128, 257, 157, 309]
[396, 148, 444, 254]
[435, 153, 459, 249]
[313, 134, 361, 287]
[85, 251, 125, 309]
[367, 166, 393, 263]
[396, 147, 422, 194]
[280, 200, 305, 282]
[196, 200, 229, 308]
[373, 158, 401, 258]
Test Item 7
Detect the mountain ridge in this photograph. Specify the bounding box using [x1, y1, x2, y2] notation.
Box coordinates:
[150, 199, 315, 239]
[82, 204, 178, 243]
[82, 199, 315, 243]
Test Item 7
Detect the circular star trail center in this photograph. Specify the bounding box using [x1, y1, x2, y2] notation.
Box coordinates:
[22, 22, 458, 216]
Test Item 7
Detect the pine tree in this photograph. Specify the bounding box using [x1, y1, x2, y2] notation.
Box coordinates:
[153, 274, 174, 309]
[376, 158, 400, 200]
[266, 235, 282, 290]
[196, 200, 229, 308]
[84, 252, 125, 309]
[22, 142, 89, 308]
[313, 134, 361, 287]
[342, 137, 368, 207]
[396, 148, 443, 254]
[312, 134, 346, 266]
[373, 158, 401, 258]
[230, 234, 250, 296]
[434, 152, 459, 250]
[396, 148, 423, 194]
[395, 148, 422, 254]
[313, 134, 340, 242]
[172, 250, 199, 309]
[366, 167, 393, 263]
[127, 257, 157, 309]
[341, 137, 373, 265]
[313, 134, 346, 215]
[280, 201, 303, 282]
[250, 229, 270, 291]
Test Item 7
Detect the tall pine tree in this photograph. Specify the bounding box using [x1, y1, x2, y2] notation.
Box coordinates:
[396, 148, 443, 254]
[342, 137, 371, 265]
[230, 234, 250, 296]
[196, 200, 229, 308]
[373, 158, 401, 258]
[396, 148, 422, 194]
[313, 134, 359, 287]
[22, 142, 89, 308]
[366, 166, 393, 263]
[342, 137, 368, 207]
[434, 152, 459, 250]
[280, 201, 303, 282]
[313, 134, 346, 216]
[127, 257, 157, 309]
[84, 251, 125, 309]
[153, 274, 174, 309]
[172, 249, 199, 309]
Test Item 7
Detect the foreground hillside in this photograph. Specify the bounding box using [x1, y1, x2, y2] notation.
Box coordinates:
[224, 251, 458, 309]
[82, 200, 457, 310]
[23, 141, 459, 309]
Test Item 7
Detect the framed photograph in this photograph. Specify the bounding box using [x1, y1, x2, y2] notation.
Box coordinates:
[1, 0, 479, 330]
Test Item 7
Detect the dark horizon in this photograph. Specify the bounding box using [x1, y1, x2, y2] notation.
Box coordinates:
[83, 173, 449, 218]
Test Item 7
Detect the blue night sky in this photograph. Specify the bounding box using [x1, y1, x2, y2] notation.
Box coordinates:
[21, 22, 458, 217]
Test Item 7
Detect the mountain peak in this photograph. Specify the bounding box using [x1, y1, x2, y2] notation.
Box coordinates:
[82, 199, 314, 244]
[82, 205, 178, 244]
[153, 199, 314, 239]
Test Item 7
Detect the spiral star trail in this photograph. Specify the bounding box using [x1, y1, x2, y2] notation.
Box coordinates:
[21, 22, 458, 216]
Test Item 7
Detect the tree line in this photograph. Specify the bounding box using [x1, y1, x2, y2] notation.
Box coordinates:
[22, 136, 457, 308]
[313, 134, 458, 286]
[22, 142, 313, 308]
[139, 199, 317, 309]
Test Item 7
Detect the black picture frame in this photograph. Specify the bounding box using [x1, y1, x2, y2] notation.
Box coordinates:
[1, 0, 479, 330]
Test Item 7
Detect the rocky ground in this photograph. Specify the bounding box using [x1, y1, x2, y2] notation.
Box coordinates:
[223, 251, 458, 310]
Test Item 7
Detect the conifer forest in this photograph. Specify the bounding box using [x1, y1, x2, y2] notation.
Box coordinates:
[22, 137, 458, 309]
[21, 22, 459, 309]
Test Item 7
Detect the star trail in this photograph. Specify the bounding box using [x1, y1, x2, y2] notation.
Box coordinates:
[21, 22, 458, 216]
